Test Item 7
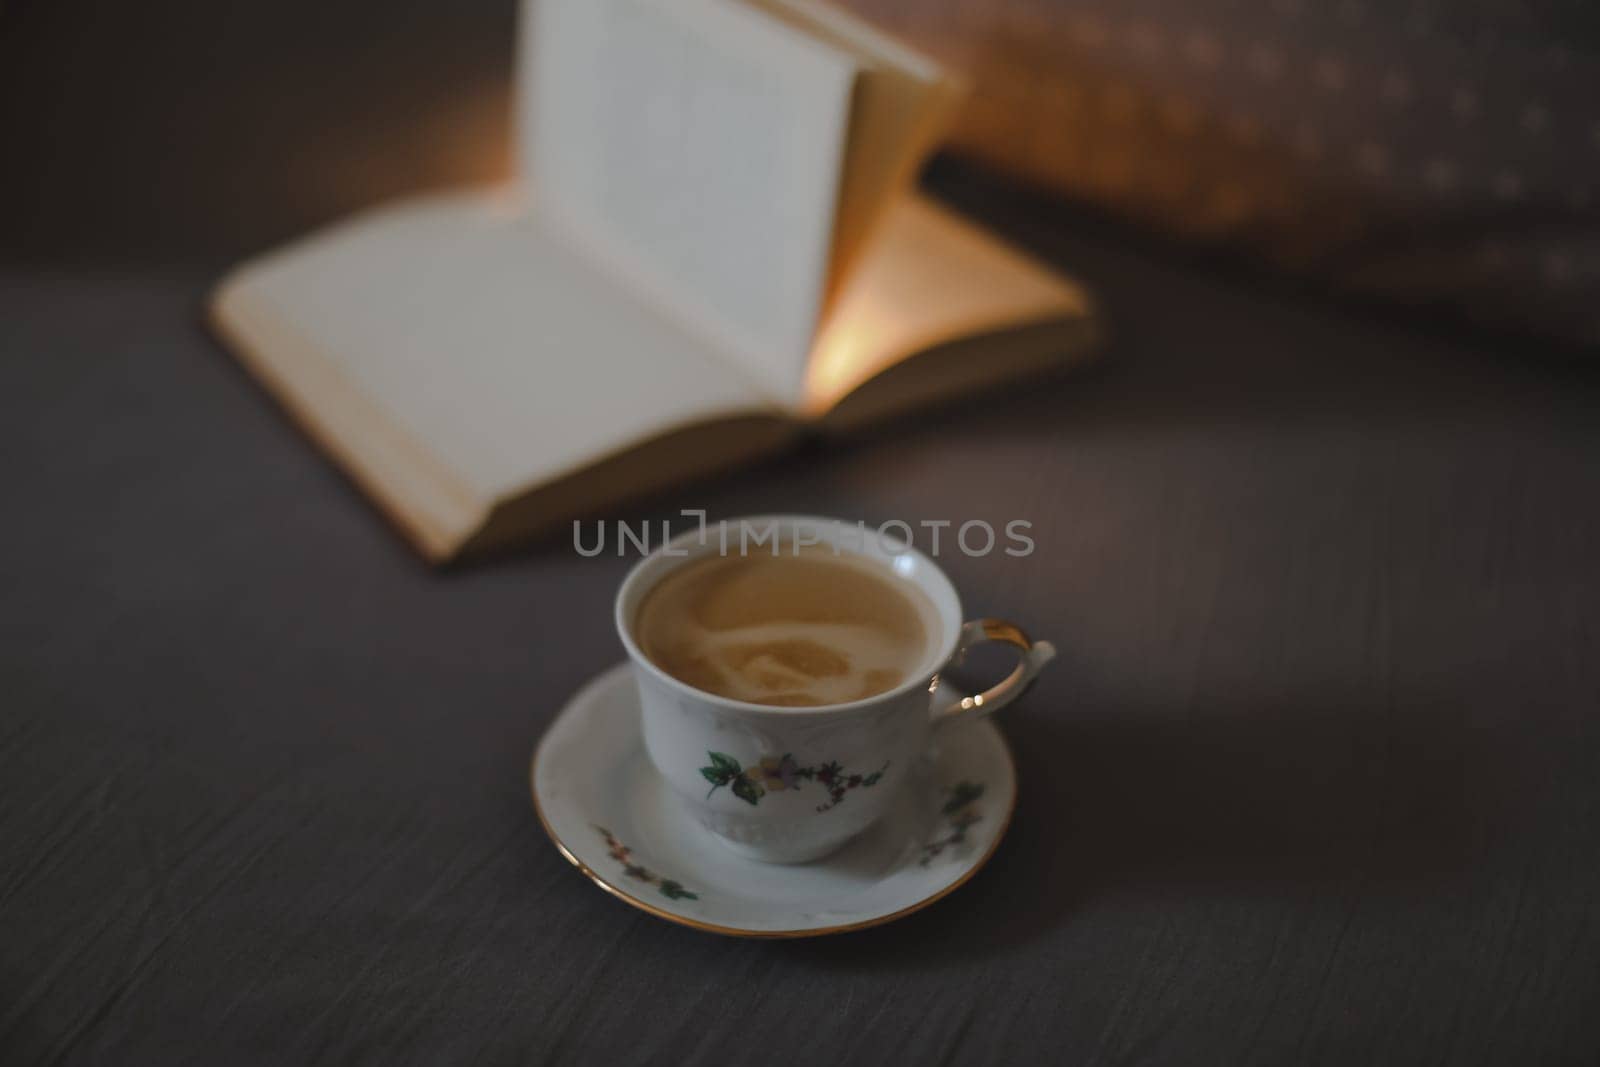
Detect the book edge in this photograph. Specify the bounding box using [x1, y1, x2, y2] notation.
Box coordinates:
[207, 271, 492, 564]
[460, 412, 802, 559]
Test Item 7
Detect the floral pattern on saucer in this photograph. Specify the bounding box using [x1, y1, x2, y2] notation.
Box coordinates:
[919, 782, 985, 866]
[699, 751, 889, 811]
[596, 826, 698, 901]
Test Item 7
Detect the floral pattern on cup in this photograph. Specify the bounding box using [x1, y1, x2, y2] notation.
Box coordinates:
[699, 752, 890, 812]
[596, 826, 698, 901]
[919, 781, 985, 866]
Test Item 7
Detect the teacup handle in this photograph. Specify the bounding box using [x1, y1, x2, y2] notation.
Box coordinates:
[931, 619, 1057, 728]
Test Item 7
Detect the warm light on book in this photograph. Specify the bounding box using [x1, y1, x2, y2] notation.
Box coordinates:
[804, 307, 892, 414]
[803, 194, 1096, 421]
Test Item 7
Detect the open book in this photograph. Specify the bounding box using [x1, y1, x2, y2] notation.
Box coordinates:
[210, 0, 1099, 563]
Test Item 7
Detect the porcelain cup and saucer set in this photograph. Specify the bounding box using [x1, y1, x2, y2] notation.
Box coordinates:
[531, 516, 1055, 937]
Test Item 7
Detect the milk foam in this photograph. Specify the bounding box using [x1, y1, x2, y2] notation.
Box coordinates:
[636, 550, 937, 707]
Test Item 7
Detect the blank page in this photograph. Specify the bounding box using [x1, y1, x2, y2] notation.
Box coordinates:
[741, 0, 962, 309]
[220, 190, 771, 500]
[521, 0, 859, 403]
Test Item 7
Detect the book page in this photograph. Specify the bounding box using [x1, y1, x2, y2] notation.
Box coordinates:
[522, 0, 859, 403]
[741, 0, 962, 309]
[217, 191, 776, 505]
[803, 193, 1096, 419]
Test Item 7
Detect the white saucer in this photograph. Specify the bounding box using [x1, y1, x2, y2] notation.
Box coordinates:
[531, 663, 1017, 938]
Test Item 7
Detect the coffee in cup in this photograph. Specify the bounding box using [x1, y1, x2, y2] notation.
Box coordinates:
[634, 548, 940, 708]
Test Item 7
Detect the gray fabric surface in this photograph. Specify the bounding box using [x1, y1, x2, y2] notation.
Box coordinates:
[5, 203, 1600, 1062]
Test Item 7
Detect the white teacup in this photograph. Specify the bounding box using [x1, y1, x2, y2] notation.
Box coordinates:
[615, 515, 1055, 864]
